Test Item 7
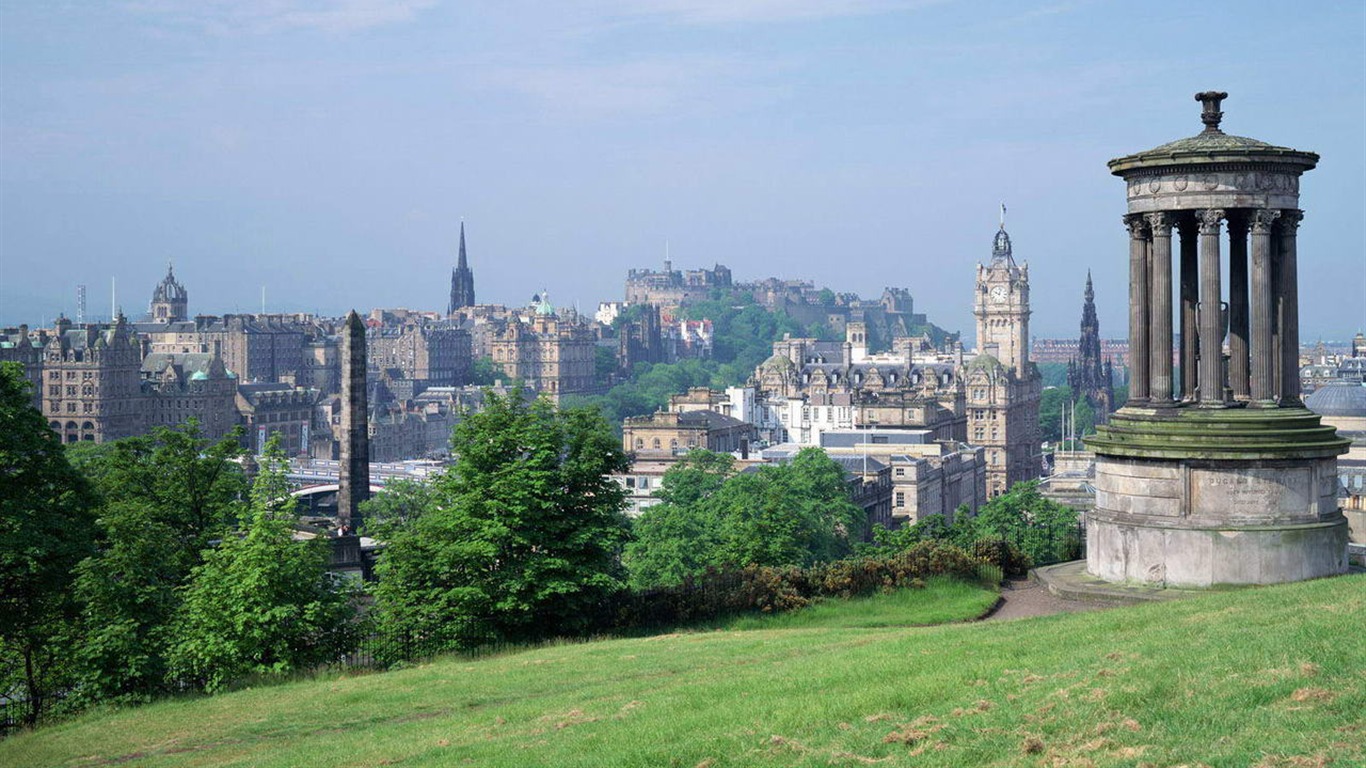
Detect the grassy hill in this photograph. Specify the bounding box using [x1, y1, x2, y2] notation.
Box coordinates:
[4, 575, 1363, 767]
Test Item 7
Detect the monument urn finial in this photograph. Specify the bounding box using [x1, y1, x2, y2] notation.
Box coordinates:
[1194, 90, 1229, 134]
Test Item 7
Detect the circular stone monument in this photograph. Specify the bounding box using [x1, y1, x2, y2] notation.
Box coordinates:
[1085, 92, 1350, 587]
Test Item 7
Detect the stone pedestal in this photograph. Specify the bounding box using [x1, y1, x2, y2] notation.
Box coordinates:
[1086, 407, 1349, 587]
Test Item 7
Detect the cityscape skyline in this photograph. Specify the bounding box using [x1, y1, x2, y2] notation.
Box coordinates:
[2, 1, 1363, 339]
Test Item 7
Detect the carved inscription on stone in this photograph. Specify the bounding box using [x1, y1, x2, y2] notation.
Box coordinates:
[1191, 468, 1310, 518]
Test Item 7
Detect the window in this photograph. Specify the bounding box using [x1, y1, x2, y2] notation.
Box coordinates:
[895, 492, 905, 506]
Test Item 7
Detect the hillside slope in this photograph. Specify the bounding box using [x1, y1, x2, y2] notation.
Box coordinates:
[5, 575, 1363, 767]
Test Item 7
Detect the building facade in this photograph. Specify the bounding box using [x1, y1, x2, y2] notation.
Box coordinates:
[489, 300, 597, 401]
[968, 220, 1043, 497]
[41, 315, 144, 443]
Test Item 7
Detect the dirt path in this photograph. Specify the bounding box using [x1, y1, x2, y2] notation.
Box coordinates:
[984, 578, 1121, 621]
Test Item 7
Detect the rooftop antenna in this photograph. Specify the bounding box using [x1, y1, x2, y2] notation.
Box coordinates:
[261, 286, 266, 315]
[110, 277, 116, 324]
[76, 284, 86, 324]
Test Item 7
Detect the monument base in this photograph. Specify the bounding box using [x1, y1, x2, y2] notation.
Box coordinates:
[1085, 406, 1350, 588]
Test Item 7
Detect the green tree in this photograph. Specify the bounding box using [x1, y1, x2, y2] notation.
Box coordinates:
[469, 356, 505, 386]
[623, 451, 733, 589]
[72, 422, 248, 703]
[0, 362, 98, 725]
[167, 437, 359, 693]
[372, 389, 631, 660]
[358, 478, 436, 539]
[969, 481, 1080, 566]
[625, 448, 864, 589]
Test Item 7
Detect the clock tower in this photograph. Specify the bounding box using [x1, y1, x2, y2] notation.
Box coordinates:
[974, 223, 1031, 373]
[966, 212, 1042, 497]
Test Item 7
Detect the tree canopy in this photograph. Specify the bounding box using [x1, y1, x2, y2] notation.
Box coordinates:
[73, 421, 249, 703]
[372, 388, 632, 659]
[0, 362, 98, 725]
[624, 448, 865, 589]
[167, 436, 359, 693]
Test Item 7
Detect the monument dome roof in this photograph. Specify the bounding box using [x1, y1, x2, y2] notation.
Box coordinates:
[1108, 91, 1317, 176]
[1305, 382, 1366, 418]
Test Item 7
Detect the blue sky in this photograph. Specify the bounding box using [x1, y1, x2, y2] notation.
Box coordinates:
[2, 0, 1363, 341]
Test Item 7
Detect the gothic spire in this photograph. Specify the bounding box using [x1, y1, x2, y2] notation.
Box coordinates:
[457, 221, 468, 270]
[448, 221, 476, 315]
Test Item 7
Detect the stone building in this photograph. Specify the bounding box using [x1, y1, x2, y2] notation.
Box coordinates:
[489, 297, 597, 401]
[624, 260, 732, 311]
[749, 332, 966, 447]
[41, 315, 144, 443]
[237, 382, 318, 456]
[1067, 272, 1116, 423]
[813, 429, 985, 525]
[618, 303, 667, 370]
[143, 314, 314, 385]
[447, 222, 476, 316]
[1086, 91, 1349, 587]
[368, 319, 472, 386]
[0, 325, 45, 409]
[148, 263, 188, 324]
[140, 352, 238, 442]
[968, 218, 1043, 497]
[623, 408, 756, 458]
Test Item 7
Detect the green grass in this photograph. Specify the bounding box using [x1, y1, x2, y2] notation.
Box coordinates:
[5, 575, 1364, 767]
[715, 576, 999, 631]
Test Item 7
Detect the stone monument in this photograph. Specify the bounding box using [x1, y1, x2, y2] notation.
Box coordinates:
[1085, 92, 1350, 587]
[338, 309, 371, 531]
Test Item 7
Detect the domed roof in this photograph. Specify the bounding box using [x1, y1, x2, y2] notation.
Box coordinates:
[190, 370, 209, 381]
[760, 354, 795, 372]
[1108, 91, 1317, 175]
[1305, 382, 1366, 418]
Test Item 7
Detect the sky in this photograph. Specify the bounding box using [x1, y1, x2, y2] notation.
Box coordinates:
[1, 0, 1363, 341]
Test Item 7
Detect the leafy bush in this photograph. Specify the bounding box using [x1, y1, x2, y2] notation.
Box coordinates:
[612, 540, 994, 631]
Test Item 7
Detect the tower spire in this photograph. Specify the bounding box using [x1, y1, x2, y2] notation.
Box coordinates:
[448, 221, 476, 316]
[457, 221, 468, 270]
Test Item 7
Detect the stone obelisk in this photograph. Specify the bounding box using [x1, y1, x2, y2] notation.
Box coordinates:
[338, 310, 370, 531]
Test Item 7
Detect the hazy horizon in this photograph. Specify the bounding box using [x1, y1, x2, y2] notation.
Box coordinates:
[3, 1, 1363, 342]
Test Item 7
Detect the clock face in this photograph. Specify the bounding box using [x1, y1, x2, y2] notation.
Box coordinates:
[990, 285, 1008, 303]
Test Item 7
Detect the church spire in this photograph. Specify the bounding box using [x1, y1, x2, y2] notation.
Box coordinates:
[457, 221, 468, 270]
[448, 221, 476, 316]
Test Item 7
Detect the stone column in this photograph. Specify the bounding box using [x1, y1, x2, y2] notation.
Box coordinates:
[1146, 212, 1174, 404]
[1249, 209, 1279, 404]
[1125, 214, 1150, 403]
[338, 309, 371, 531]
[1278, 210, 1303, 405]
[1178, 217, 1199, 400]
[1196, 209, 1225, 405]
[1227, 214, 1250, 400]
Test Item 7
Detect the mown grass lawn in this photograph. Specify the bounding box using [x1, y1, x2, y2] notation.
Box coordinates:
[713, 576, 1000, 631]
[4, 575, 1362, 767]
